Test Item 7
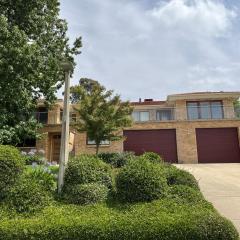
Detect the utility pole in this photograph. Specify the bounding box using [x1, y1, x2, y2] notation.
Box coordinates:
[58, 61, 73, 194]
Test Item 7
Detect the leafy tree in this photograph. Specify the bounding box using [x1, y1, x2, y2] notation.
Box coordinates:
[70, 79, 133, 154]
[0, 0, 82, 145]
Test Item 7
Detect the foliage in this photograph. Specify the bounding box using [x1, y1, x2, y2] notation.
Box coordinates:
[166, 165, 199, 189]
[141, 152, 163, 164]
[116, 158, 167, 202]
[0, 200, 238, 240]
[70, 79, 133, 154]
[63, 183, 109, 205]
[25, 166, 56, 192]
[168, 185, 205, 204]
[22, 149, 46, 165]
[0, 1, 82, 145]
[98, 152, 135, 168]
[0, 145, 25, 198]
[5, 176, 52, 214]
[64, 155, 112, 189]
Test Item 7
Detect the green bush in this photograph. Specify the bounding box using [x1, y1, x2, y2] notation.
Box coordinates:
[0, 145, 25, 198]
[98, 152, 135, 168]
[25, 166, 56, 192]
[116, 158, 167, 202]
[166, 165, 199, 189]
[6, 176, 51, 213]
[64, 155, 112, 188]
[141, 152, 163, 164]
[168, 185, 205, 204]
[63, 183, 109, 205]
[0, 200, 238, 240]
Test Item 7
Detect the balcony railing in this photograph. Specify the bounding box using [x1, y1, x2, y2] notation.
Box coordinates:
[132, 106, 240, 122]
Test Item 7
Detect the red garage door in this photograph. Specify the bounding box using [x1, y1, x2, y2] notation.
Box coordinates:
[123, 129, 178, 163]
[196, 128, 240, 163]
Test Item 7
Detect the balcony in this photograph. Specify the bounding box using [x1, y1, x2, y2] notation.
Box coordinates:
[132, 106, 240, 123]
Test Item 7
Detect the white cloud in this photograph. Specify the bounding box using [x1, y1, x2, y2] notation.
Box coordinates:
[60, 0, 240, 100]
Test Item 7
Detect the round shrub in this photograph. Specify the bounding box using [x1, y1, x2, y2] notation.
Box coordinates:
[64, 183, 109, 205]
[6, 176, 51, 213]
[141, 152, 163, 164]
[116, 158, 167, 202]
[166, 165, 199, 189]
[169, 185, 204, 204]
[98, 152, 135, 168]
[64, 155, 112, 188]
[0, 145, 25, 197]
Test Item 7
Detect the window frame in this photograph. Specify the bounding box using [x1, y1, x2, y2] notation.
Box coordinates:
[132, 111, 150, 122]
[156, 109, 174, 121]
[187, 100, 224, 120]
[86, 138, 110, 146]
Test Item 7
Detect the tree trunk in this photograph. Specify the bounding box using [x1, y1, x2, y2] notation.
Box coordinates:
[96, 144, 100, 155]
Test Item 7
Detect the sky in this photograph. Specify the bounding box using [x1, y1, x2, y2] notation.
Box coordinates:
[59, 0, 240, 101]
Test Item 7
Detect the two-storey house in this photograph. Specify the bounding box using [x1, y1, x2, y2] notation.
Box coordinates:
[32, 91, 240, 164]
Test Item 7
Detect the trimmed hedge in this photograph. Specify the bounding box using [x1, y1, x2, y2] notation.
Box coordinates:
[141, 152, 163, 164]
[165, 165, 199, 189]
[98, 152, 135, 168]
[116, 158, 167, 202]
[0, 145, 25, 198]
[64, 155, 112, 188]
[63, 183, 109, 205]
[0, 200, 238, 240]
[5, 176, 51, 213]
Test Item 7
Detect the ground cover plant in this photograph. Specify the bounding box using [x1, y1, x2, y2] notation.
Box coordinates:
[0, 147, 239, 240]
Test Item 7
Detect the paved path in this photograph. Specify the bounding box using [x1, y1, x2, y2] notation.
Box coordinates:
[176, 164, 240, 233]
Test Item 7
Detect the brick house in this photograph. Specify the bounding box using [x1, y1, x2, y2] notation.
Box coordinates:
[31, 91, 240, 164]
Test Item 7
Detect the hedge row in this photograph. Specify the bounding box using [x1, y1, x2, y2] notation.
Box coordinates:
[0, 200, 238, 240]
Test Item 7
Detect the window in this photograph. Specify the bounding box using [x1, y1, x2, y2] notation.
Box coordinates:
[187, 101, 223, 120]
[36, 107, 48, 124]
[71, 113, 77, 122]
[156, 109, 174, 121]
[87, 139, 110, 145]
[132, 111, 150, 122]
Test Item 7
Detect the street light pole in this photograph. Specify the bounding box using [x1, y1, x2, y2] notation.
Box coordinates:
[58, 61, 73, 194]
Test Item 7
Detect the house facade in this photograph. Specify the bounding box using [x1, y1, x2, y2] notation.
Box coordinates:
[32, 91, 240, 164]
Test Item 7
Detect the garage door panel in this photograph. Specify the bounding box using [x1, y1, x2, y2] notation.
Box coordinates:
[196, 128, 240, 163]
[123, 129, 178, 163]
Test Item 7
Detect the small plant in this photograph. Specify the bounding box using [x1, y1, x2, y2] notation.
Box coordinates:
[6, 176, 51, 213]
[22, 149, 46, 165]
[63, 183, 109, 205]
[141, 152, 163, 164]
[25, 166, 56, 192]
[0, 145, 25, 199]
[64, 155, 113, 189]
[116, 158, 167, 202]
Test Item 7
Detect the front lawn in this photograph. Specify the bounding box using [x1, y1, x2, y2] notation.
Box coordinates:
[0, 148, 239, 240]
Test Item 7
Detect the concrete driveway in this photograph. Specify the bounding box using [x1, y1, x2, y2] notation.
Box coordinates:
[176, 164, 240, 233]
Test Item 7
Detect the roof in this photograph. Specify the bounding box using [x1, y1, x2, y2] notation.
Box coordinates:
[167, 91, 240, 101]
[131, 101, 166, 106]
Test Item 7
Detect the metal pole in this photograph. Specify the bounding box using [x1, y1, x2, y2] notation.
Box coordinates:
[58, 69, 71, 194]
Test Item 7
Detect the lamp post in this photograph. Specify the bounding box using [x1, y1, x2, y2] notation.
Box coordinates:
[58, 61, 73, 194]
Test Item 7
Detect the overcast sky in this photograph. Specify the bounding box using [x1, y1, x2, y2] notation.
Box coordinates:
[59, 0, 240, 101]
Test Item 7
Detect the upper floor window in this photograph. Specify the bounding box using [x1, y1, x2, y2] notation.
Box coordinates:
[187, 101, 223, 120]
[132, 111, 150, 122]
[87, 139, 110, 145]
[36, 107, 48, 124]
[156, 109, 174, 121]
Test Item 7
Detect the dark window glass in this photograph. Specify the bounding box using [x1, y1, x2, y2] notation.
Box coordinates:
[36, 107, 48, 124]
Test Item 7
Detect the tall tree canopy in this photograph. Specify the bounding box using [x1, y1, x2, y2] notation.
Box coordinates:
[0, 0, 82, 145]
[70, 79, 133, 154]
